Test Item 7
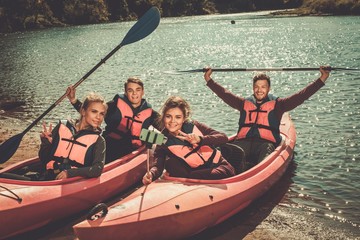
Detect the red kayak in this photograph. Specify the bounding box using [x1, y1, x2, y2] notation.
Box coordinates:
[73, 113, 296, 240]
[0, 145, 150, 240]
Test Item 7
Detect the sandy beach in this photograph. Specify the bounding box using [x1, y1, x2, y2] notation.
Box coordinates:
[1, 116, 359, 240]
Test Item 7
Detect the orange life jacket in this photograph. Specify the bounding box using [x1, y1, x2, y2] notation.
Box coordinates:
[236, 95, 281, 144]
[106, 94, 153, 147]
[46, 121, 100, 171]
[166, 122, 221, 168]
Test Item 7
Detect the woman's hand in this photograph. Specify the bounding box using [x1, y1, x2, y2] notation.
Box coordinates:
[40, 121, 53, 143]
[142, 172, 153, 185]
[176, 130, 201, 145]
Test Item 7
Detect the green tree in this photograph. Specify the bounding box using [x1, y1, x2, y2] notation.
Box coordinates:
[63, 0, 109, 24]
[106, 0, 130, 21]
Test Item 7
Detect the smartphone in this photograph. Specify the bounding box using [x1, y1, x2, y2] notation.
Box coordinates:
[139, 129, 167, 145]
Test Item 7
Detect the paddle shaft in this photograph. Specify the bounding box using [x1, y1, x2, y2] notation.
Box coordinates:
[147, 148, 150, 173]
[212, 67, 360, 71]
[214, 67, 322, 72]
[176, 67, 359, 73]
[22, 44, 122, 136]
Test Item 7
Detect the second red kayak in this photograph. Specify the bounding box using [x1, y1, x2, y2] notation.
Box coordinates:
[73, 113, 296, 240]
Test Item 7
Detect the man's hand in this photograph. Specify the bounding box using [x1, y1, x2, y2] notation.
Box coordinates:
[319, 65, 331, 82]
[66, 85, 77, 104]
[204, 66, 213, 82]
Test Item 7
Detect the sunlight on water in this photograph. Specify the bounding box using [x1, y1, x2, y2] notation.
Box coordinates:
[1, 13, 359, 233]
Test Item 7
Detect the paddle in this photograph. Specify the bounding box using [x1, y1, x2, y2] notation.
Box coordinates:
[166, 67, 360, 74]
[0, 7, 161, 164]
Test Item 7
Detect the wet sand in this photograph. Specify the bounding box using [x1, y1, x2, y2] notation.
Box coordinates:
[1, 117, 359, 240]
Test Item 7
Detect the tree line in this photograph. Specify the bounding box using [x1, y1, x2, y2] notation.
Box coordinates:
[0, 0, 358, 33]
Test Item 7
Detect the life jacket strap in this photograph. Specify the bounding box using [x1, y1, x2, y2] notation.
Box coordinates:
[240, 123, 280, 133]
[61, 138, 87, 147]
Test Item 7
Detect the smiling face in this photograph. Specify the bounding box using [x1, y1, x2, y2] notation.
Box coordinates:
[163, 107, 185, 135]
[253, 79, 270, 103]
[81, 102, 107, 129]
[125, 82, 144, 108]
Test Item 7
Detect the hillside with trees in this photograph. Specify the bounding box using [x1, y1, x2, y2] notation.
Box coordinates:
[0, 0, 359, 33]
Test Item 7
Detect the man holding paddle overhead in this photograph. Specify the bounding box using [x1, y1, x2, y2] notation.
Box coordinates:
[67, 77, 160, 163]
[203, 66, 331, 171]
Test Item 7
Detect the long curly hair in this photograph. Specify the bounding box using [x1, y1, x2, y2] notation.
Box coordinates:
[157, 96, 192, 130]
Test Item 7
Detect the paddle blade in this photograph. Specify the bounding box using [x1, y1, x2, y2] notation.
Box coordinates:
[120, 7, 160, 46]
[0, 133, 24, 163]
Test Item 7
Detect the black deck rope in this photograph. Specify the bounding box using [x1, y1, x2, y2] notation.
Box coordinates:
[0, 185, 22, 203]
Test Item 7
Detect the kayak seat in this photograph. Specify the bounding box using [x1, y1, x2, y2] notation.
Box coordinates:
[0, 168, 41, 181]
[220, 143, 246, 174]
[0, 172, 32, 181]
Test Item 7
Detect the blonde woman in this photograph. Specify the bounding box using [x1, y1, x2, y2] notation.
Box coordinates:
[39, 92, 107, 180]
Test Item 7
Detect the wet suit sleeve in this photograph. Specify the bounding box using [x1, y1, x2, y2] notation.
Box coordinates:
[193, 120, 228, 147]
[71, 99, 82, 112]
[66, 135, 106, 178]
[206, 79, 245, 111]
[104, 99, 116, 117]
[276, 78, 325, 117]
[148, 145, 167, 180]
[150, 110, 161, 130]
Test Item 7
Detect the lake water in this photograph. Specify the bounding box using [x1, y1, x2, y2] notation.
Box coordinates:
[1, 11, 359, 238]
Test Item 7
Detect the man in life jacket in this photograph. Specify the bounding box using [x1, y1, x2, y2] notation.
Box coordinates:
[203, 66, 331, 170]
[67, 77, 159, 163]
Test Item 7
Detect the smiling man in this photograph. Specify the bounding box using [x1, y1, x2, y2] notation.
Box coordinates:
[203, 66, 331, 170]
[68, 77, 159, 163]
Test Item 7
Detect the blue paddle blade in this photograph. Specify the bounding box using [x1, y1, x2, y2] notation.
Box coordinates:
[120, 7, 160, 46]
[0, 133, 24, 163]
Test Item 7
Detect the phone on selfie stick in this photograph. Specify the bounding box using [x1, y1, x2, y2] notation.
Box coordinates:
[139, 128, 167, 174]
[139, 128, 167, 146]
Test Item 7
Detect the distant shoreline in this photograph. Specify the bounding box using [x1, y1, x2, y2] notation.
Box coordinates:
[270, 8, 333, 17]
[1, 2, 359, 34]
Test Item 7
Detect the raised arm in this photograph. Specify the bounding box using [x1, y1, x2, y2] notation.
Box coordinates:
[277, 66, 331, 114]
[194, 120, 228, 147]
[66, 85, 82, 112]
[204, 67, 245, 111]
